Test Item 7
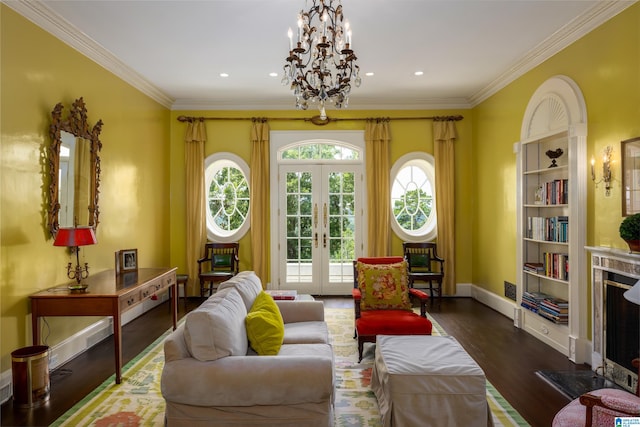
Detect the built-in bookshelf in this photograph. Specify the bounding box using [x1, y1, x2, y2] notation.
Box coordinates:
[515, 76, 588, 363]
[519, 131, 571, 323]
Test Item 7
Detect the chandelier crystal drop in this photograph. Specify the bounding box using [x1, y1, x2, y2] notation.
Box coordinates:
[282, 0, 361, 119]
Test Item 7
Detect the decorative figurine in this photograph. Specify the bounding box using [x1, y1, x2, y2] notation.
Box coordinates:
[545, 148, 564, 168]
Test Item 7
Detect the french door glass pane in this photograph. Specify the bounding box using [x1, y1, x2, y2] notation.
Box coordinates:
[286, 171, 313, 283]
[328, 172, 355, 283]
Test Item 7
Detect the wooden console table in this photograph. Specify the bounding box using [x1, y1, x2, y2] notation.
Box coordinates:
[30, 267, 177, 384]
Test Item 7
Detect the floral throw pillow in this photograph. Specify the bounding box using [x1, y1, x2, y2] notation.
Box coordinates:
[357, 260, 411, 311]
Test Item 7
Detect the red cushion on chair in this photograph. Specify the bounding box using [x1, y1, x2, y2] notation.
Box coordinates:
[356, 310, 432, 336]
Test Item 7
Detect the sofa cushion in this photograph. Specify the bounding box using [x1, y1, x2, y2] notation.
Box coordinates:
[283, 321, 329, 344]
[357, 260, 411, 311]
[217, 271, 263, 311]
[184, 288, 248, 361]
[246, 291, 285, 355]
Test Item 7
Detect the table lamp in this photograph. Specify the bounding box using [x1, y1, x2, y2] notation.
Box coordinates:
[53, 226, 97, 290]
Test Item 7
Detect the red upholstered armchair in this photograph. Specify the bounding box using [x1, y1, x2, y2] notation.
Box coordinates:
[553, 388, 640, 427]
[352, 257, 433, 362]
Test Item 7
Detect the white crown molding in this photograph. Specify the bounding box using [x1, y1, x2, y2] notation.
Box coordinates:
[4, 0, 174, 108]
[469, 0, 637, 107]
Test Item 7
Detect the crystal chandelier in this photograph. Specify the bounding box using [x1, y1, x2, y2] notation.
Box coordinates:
[282, 0, 361, 119]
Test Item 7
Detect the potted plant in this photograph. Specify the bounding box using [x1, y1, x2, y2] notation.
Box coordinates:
[619, 213, 640, 252]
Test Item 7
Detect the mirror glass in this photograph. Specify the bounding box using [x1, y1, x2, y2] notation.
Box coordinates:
[58, 131, 92, 228]
[48, 98, 103, 237]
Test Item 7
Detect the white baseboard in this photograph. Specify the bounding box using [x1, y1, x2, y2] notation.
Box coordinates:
[469, 284, 517, 320]
[0, 292, 169, 405]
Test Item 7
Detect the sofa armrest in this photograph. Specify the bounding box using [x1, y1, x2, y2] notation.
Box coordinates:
[162, 354, 334, 407]
[276, 300, 325, 323]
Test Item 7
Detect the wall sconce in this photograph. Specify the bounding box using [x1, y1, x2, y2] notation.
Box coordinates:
[591, 145, 613, 196]
[53, 226, 97, 291]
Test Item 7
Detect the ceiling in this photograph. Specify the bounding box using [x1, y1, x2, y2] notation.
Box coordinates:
[7, 0, 636, 110]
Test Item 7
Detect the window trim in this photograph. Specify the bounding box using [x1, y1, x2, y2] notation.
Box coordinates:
[390, 152, 437, 242]
[204, 152, 251, 242]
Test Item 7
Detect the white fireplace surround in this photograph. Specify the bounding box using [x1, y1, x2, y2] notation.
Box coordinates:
[587, 245, 640, 393]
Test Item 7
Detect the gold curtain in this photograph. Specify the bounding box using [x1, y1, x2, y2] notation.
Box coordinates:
[250, 119, 270, 287]
[185, 119, 207, 296]
[364, 119, 391, 256]
[433, 120, 457, 295]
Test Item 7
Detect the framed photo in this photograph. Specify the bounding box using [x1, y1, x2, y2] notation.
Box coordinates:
[119, 249, 138, 272]
[622, 137, 640, 216]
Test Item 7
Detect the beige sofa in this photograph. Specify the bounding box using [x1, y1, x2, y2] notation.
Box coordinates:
[161, 271, 334, 427]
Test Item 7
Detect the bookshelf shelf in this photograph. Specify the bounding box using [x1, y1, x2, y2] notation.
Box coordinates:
[524, 204, 568, 208]
[515, 76, 587, 363]
[522, 270, 569, 284]
[524, 165, 569, 175]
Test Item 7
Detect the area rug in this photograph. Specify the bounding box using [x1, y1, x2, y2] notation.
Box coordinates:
[51, 308, 529, 426]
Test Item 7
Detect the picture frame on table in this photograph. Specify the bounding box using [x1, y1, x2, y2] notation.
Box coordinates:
[116, 248, 138, 273]
[622, 137, 640, 216]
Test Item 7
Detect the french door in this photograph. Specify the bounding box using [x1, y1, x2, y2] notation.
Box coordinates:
[277, 164, 362, 295]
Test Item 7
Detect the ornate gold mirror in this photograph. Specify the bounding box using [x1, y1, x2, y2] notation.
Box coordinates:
[48, 97, 103, 237]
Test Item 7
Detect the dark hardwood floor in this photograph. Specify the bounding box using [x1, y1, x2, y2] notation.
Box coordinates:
[1, 296, 584, 427]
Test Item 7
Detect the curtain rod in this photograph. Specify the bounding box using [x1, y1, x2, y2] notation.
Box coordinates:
[176, 114, 463, 125]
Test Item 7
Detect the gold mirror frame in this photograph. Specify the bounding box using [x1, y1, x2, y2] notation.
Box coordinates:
[48, 97, 103, 237]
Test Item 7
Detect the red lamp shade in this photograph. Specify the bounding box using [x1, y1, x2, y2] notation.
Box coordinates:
[53, 227, 97, 247]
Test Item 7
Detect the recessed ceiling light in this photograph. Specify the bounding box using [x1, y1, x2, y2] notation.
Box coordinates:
[365, 72, 374, 77]
[414, 71, 424, 76]
[220, 73, 229, 78]
[269, 72, 278, 77]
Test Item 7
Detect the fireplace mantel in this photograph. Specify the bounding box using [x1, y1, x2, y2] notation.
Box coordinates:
[586, 245, 639, 393]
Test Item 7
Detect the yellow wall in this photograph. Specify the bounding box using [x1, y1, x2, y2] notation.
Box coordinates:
[2, 0, 639, 376]
[1, 6, 171, 371]
[169, 109, 474, 294]
[472, 3, 640, 303]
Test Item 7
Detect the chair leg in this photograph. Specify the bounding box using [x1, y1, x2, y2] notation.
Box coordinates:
[358, 338, 364, 363]
[200, 279, 205, 299]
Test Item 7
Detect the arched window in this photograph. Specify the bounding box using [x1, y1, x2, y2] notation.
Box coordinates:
[204, 153, 250, 242]
[390, 152, 437, 241]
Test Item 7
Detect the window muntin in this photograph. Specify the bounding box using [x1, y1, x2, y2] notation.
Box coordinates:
[204, 153, 250, 242]
[280, 142, 359, 161]
[390, 153, 437, 241]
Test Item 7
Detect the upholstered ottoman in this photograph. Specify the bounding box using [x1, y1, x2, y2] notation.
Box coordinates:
[371, 335, 490, 427]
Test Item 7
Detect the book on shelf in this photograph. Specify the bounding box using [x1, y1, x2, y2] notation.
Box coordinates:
[543, 252, 569, 280]
[521, 291, 569, 323]
[523, 262, 544, 274]
[526, 216, 569, 242]
[521, 291, 551, 313]
[533, 179, 569, 205]
[538, 307, 569, 324]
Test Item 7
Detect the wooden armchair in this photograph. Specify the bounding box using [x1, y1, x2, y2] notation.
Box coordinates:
[403, 242, 444, 299]
[352, 256, 432, 362]
[197, 242, 239, 298]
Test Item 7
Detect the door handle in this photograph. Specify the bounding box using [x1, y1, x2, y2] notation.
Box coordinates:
[323, 233, 327, 248]
[323, 203, 327, 228]
[314, 204, 318, 228]
[314, 232, 318, 248]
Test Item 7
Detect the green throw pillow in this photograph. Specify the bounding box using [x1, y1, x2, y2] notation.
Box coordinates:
[245, 291, 285, 355]
[357, 260, 411, 311]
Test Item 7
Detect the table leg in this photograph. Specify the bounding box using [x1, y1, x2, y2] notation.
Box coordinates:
[171, 282, 177, 330]
[32, 309, 40, 345]
[113, 311, 122, 384]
